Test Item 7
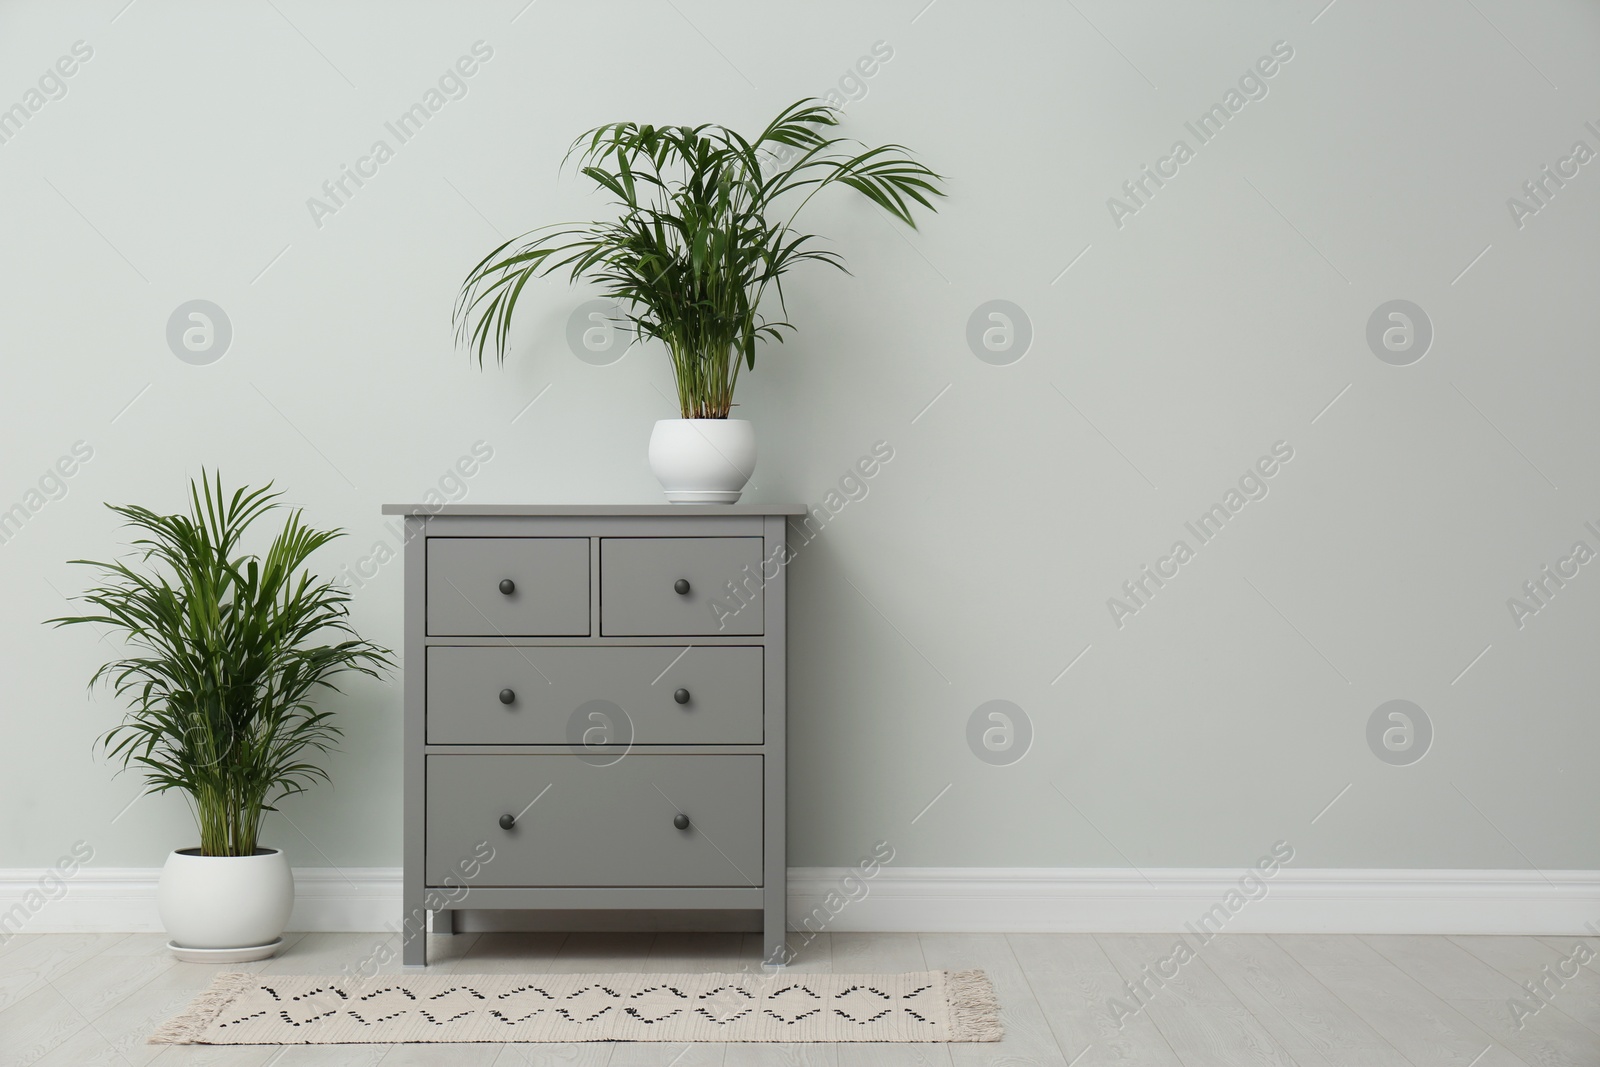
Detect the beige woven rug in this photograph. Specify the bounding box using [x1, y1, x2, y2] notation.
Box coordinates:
[150, 970, 1000, 1044]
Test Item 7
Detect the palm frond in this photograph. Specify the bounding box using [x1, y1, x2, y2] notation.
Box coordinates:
[453, 98, 945, 416]
[49, 474, 392, 856]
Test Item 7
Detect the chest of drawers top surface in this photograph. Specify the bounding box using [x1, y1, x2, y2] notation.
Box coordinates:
[382, 503, 806, 516]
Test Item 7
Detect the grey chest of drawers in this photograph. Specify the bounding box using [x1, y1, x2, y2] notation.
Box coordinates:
[381, 503, 804, 967]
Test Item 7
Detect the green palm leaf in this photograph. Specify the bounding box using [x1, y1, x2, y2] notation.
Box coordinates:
[50, 473, 392, 856]
[454, 98, 945, 418]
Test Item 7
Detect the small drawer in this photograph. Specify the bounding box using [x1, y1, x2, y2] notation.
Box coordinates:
[601, 537, 764, 636]
[426, 646, 763, 745]
[427, 538, 589, 637]
[425, 754, 762, 887]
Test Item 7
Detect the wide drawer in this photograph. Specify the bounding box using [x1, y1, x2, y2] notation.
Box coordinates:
[426, 646, 763, 745]
[427, 537, 589, 637]
[601, 537, 764, 636]
[425, 754, 762, 887]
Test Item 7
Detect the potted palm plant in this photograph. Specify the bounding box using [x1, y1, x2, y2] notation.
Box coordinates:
[454, 98, 943, 502]
[52, 475, 390, 961]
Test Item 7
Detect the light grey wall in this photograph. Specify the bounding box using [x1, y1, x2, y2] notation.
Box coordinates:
[3, 0, 1597, 875]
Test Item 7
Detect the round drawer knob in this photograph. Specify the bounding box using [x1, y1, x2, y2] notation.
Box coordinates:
[498, 579, 516, 595]
[673, 578, 691, 595]
[498, 813, 516, 830]
[673, 813, 690, 831]
[673, 688, 691, 705]
[498, 689, 515, 705]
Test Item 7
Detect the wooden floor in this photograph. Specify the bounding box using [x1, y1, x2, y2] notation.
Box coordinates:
[2, 930, 1597, 1065]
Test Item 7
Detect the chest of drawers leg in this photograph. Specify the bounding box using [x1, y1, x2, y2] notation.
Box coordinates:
[391, 507, 797, 967]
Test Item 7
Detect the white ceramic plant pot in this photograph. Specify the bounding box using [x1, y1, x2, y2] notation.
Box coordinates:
[648, 418, 756, 504]
[157, 848, 293, 956]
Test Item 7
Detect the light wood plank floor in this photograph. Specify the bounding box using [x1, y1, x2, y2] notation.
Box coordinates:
[2, 931, 1596, 1066]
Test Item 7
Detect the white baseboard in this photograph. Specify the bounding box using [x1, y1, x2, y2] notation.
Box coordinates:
[790, 867, 1600, 936]
[0, 867, 402, 937]
[3, 866, 1596, 936]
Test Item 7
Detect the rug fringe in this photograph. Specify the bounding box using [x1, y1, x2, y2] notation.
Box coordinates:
[148, 971, 257, 1044]
[944, 969, 1003, 1042]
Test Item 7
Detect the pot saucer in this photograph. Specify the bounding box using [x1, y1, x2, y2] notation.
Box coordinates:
[167, 937, 283, 963]
[663, 490, 743, 503]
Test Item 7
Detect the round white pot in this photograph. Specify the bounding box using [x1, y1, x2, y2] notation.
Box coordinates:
[648, 418, 756, 504]
[157, 848, 293, 953]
